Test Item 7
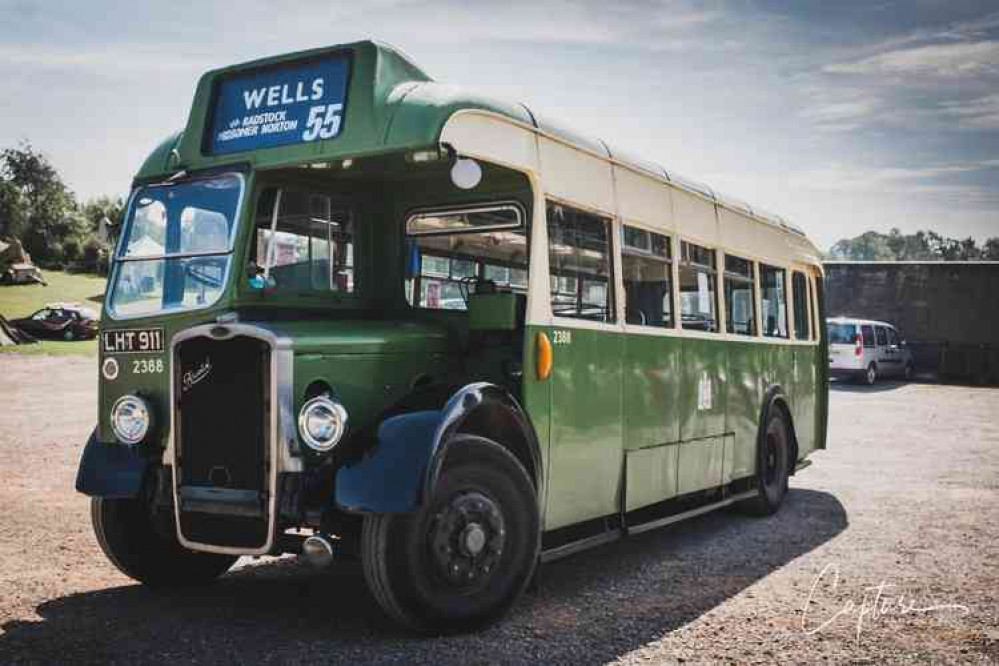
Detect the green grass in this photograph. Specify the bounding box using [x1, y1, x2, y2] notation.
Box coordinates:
[0, 270, 106, 356]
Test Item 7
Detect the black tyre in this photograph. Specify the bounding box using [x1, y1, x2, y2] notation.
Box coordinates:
[863, 362, 877, 386]
[744, 406, 791, 516]
[91, 497, 237, 586]
[904, 363, 914, 381]
[361, 435, 540, 633]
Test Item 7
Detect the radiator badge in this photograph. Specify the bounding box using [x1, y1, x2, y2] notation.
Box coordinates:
[182, 357, 212, 392]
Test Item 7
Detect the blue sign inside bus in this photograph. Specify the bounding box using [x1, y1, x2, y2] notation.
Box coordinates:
[207, 54, 350, 155]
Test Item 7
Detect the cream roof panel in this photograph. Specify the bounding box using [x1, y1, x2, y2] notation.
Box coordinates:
[440, 111, 538, 173]
[613, 165, 674, 232]
[672, 187, 718, 246]
[538, 136, 615, 215]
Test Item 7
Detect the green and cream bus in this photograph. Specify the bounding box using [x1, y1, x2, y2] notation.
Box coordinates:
[77, 41, 828, 632]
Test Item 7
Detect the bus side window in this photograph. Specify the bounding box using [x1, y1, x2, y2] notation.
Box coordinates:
[792, 271, 809, 340]
[724, 254, 756, 336]
[679, 240, 718, 332]
[546, 202, 615, 323]
[760, 264, 789, 338]
[621, 225, 673, 328]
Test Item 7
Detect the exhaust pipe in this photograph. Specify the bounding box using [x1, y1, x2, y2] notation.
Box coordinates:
[302, 533, 337, 568]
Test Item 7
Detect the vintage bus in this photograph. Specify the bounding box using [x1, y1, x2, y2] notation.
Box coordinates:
[77, 41, 828, 632]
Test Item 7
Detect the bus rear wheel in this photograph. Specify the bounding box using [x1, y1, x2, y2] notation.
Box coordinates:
[91, 497, 237, 586]
[361, 435, 539, 633]
[744, 408, 791, 516]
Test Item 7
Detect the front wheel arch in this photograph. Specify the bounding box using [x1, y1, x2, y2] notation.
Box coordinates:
[758, 387, 799, 476]
[334, 383, 542, 515]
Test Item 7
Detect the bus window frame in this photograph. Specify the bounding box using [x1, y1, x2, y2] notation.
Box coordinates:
[759, 262, 790, 339]
[545, 200, 618, 325]
[252, 186, 358, 297]
[406, 202, 524, 237]
[620, 222, 675, 329]
[722, 252, 757, 337]
[403, 201, 530, 312]
[791, 269, 812, 341]
[678, 238, 720, 334]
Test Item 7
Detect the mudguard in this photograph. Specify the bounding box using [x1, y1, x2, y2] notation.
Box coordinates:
[75, 428, 150, 498]
[334, 382, 541, 513]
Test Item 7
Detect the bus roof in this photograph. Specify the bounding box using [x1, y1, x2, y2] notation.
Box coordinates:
[138, 40, 807, 240]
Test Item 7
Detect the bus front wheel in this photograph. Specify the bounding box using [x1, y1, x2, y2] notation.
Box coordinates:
[361, 435, 540, 633]
[91, 497, 237, 586]
[744, 408, 791, 516]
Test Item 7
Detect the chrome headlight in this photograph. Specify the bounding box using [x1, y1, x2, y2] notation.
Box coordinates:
[298, 396, 348, 452]
[110, 394, 152, 445]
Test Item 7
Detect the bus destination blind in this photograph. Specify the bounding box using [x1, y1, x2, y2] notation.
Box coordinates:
[208, 54, 350, 155]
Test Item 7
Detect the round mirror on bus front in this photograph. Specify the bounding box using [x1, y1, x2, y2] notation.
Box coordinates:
[450, 158, 482, 190]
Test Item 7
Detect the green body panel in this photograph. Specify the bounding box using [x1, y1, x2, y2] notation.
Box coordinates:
[520, 327, 552, 517]
[676, 338, 728, 495]
[294, 350, 450, 435]
[725, 341, 766, 483]
[532, 325, 818, 528]
[468, 293, 519, 332]
[622, 334, 681, 449]
[264, 320, 449, 355]
[544, 326, 624, 531]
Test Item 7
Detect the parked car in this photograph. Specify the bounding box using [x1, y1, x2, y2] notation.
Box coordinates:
[11, 303, 99, 341]
[1, 262, 45, 285]
[827, 317, 914, 385]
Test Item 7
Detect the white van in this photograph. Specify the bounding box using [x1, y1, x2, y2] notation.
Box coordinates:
[827, 317, 914, 384]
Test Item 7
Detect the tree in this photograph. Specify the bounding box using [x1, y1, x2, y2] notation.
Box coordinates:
[82, 195, 125, 234]
[983, 237, 999, 261]
[827, 229, 997, 262]
[0, 141, 77, 265]
[0, 180, 27, 238]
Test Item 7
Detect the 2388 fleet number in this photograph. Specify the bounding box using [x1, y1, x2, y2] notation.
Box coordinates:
[132, 358, 165, 374]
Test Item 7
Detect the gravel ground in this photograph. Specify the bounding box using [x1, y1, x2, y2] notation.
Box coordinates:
[0, 355, 996, 664]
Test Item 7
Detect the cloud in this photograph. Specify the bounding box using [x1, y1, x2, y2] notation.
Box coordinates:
[0, 43, 207, 72]
[938, 93, 999, 129]
[823, 40, 999, 78]
[799, 92, 884, 132]
[779, 161, 999, 208]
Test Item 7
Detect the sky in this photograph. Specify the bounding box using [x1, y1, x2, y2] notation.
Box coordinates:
[0, 0, 996, 250]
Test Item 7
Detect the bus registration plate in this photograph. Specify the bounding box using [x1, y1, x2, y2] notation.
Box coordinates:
[102, 328, 165, 354]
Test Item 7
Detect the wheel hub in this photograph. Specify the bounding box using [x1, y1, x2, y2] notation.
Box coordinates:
[428, 491, 505, 587]
[461, 523, 487, 557]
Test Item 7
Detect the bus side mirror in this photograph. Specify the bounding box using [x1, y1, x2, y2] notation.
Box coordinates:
[468, 292, 519, 332]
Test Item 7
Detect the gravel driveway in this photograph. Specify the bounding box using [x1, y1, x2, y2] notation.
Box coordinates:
[1, 355, 996, 664]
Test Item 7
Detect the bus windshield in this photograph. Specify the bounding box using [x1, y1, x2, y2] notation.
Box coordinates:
[108, 174, 243, 318]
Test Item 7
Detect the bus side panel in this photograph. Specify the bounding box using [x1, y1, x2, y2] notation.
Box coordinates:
[815, 277, 829, 449]
[677, 337, 727, 494]
[543, 326, 624, 531]
[622, 332, 681, 510]
[521, 325, 552, 517]
[792, 344, 818, 456]
[725, 341, 765, 483]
